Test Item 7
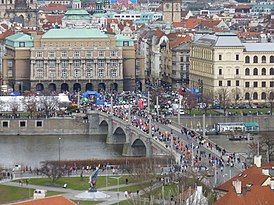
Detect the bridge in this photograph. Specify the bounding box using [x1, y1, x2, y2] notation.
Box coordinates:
[87, 111, 174, 158]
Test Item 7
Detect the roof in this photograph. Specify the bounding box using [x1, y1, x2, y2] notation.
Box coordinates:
[8, 195, 76, 205]
[0, 29, 14, 40]
[243, 43, 274, 52]
[6, 32, 33, 42]
[64, 9, 89, 15]
[244, 122, 259, 127]
[42, 29, 108, 39]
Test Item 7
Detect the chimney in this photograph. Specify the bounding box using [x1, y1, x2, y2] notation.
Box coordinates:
[232, 180, 242, 195]
[245, 184, 251, 192]
[270, 179, 274, 190]
[254, 155, 262, 168]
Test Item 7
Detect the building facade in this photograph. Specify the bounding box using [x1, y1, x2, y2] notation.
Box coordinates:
[190, 32, 274, 104]
[3, 29, 144, 93]
[162, 0, 181, 24]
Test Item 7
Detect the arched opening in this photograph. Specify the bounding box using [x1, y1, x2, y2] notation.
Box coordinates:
[86, 83, 93, 91]
[61, 83, 69, 92]
[253, 68, 258, 75]
[253, 56, 258, 63]
[245, 92, 250, 100]
[261, 92, 266, 100]
[36, 83, 44, 91]
[245, 68, 250, 76]
[253, 92, 258, 100]
[110, 83, 118, 92]
[98, 83, 106, 92]
[48, 83, 56, 92]
[131, 139, 146, 156]
[73, 83, 81, 91]
[262, 56, 266, 63]
[113, 127, 126, 144]
[245, 56, 250, 63]
[99, 120, 108, 135]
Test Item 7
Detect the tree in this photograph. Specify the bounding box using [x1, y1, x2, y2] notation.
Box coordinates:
[184, 92, 197, 115]
[21, 96, 38, 118]
[266, 89, 274, 115]
[231, 87, 243, 107]
[40, 161, 65, 184]
[39, 96, 60, 118]
[202, 90, 214, 114]
[9, 97, 20, 115]
[217, 88, 231, 116]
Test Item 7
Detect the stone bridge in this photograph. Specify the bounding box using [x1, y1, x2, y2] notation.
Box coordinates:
[87, 111, 172, 157]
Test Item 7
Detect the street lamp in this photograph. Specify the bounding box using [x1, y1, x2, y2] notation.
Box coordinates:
[58, 137, 61, 163]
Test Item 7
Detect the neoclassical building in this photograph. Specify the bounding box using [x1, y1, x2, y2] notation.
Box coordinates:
[3, 29, 144, 93]
[190, 32, 274, 104]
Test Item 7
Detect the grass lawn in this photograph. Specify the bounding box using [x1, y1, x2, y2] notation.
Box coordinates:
[0, 185, 64, 204]
[14, 175, 130, 191]
[227, 108, 270, 114]
[109, 182, 148, 193]
[72, 200, 102, 205]
[186, 109, 221, 115]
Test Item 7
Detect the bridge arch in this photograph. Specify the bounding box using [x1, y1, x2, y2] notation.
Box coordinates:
[113, 127, 126, 143]
[99, 119, 108, 134]
[131, 139, 146, 156]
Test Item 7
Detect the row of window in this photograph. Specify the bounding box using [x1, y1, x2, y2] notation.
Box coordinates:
[36, 50, 117, 58]
[219, 80, 274, 87]
[245, 56, 274, 64]
[35, 69, 118, 79]
[42, 41, 111, 48]
[1, 120, 43, 128]
[35, 60, 118, 68]
[244, 92, 274, 100]
[218, 68, 274, 76]
[218, 54, 240, 61]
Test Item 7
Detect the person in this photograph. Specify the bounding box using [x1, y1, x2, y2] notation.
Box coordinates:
[125, 178, 128, 185]
[124, 191, 128, 198]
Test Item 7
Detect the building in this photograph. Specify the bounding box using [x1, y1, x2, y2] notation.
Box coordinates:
[214, 156, 274, 205]
[162, 0, 182, 24]
[0, 0, 38, 27]
[61, 10, 92, 28]
[8, 195, 76, 205]
[2, 29, 144, 93]
[190, 32, 274, 104]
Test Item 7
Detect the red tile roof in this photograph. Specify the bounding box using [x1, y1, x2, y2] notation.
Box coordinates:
[39, 3, 68, 12]
[169, 35, 191, 49]
[0, 29, 14, 40]
[8, 195, 76, 205]
[201, 20, 222, 29]
[184, 18, 202, 29]
[1, 23, 9, 30]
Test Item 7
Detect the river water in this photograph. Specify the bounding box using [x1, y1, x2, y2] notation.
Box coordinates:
[0, 134, 123, 169]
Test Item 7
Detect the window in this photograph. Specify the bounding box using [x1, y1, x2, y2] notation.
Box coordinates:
[98, 60, 105, 67]
[49, 42, 53, 47]
[111, 69, 117, 78]
[111, 50, 116, 57]
[74, 51, 80, 57]
[262, 68, 266, 75]
[110, 60, 118, 67]
[36, 70, 44, 78]
[86, 51, 92, 57]
[245, 56, 250, 63]
[253, 56, 258, 63]
[219, 81, 222, 86]
[61, 51, 67, 57]
[262, 82, 266, 87]
[49, 51, 55, 57]
[236, 54, 239, 60]
[19, 121, 26, 127]
[36, 61, 44, 68]
[61, 61, 68, 68]
[99, 51, 105, 57]
[253, 82, 258, 87]
[123, 41, 129, 46]
[36, 51, 43, 57]
[61, 69, 68, 78]
[245, 82, 250, 87]
[180, 57, 184, 62]
[253, 68, 258, 75]
[245, 68, 250, 75]
[262, 56, 266, 63]
[86, 60, 93, 68]
[219, 69, 222, 75]
[253, 92, 258, 100]
[49, 61, 56, 68]
[227, 80, 231, 86]
[74, 60, 80, 68]
[271, 81, 274, 87]
[218, 55, 222, 60]
[270, 68, 274, 75]
[36, 121, 43, 127]
[49, 71, 56, 78]
[86, 69, 93, 78]
[261, 92, 266, 100]
[73, 69, 81, 78]
[236, 80, 239, 86]
[98, 69, 105, 77]
[270, 56, 274, 63]
[19, 42, 25, 47]
[2, 121, 9, 127]
[245, 92, 250, 100]
[236, 69, 239, 75]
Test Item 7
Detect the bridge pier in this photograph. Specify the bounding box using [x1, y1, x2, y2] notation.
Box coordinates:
[106, 116, 114, 144]
[146, 138, 153, 157]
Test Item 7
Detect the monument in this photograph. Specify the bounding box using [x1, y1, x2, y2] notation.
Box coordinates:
[75, 165, 110, 199]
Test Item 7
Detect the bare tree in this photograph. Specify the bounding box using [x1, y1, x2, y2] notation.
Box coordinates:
[231, 87, 243, 107]
[202, 90, 214, 114]
[40, 161, 65, 185]
[21, 96, 38, 118]
[266, 89, 274, 115]
[39, 96, 60, 118]
[184, 92, 197, 115]
[217, 88, 231, 116]
[9, 97, 20, 115]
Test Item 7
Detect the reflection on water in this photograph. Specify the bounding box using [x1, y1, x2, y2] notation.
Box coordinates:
[0, 134, 123, 169]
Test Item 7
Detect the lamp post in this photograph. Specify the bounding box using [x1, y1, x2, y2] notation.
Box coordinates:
[58, 137, 61, 163]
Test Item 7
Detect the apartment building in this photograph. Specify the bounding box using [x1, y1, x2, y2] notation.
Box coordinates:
[190, 32, 274, 104]
[3, 29, 144, 93]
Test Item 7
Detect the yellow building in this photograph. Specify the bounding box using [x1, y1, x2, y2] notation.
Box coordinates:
[190, 32, 274, 104]
[3, 29, 144, 93]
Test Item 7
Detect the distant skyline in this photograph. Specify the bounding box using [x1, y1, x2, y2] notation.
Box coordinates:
[111, 0, 138, 4]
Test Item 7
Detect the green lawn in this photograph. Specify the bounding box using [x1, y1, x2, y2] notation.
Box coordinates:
[14, 176, 130, 191]
[186, 109, 221, 115]
[227, 108, 270, 114]
[0, 185, 63, 204]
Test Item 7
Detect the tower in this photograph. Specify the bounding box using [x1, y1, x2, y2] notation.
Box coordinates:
[162, 0, 182, 24]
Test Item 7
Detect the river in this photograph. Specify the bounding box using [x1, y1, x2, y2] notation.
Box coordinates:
[0, 134, 123, 169]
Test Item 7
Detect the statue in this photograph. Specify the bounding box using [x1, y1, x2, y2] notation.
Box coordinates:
[88, 165, 100, 192]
